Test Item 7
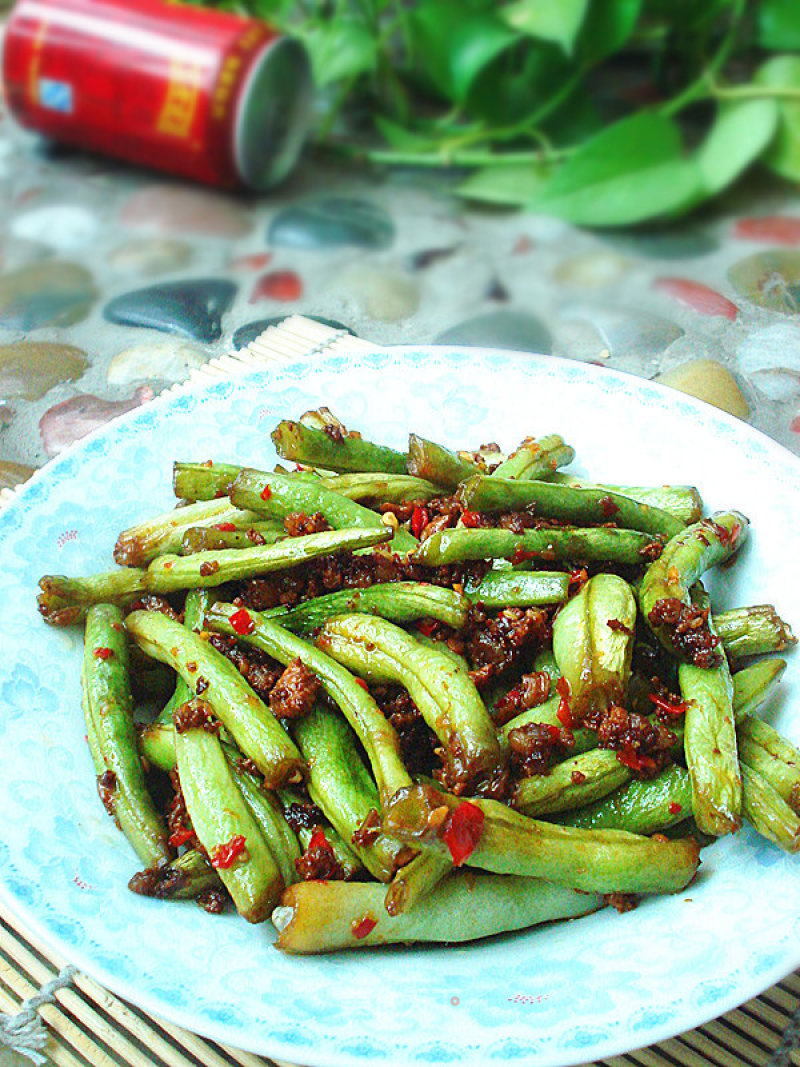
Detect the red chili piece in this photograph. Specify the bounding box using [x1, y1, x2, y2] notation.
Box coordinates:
[260, 484, 272, 501]
[599, 495, 620, 518]
[555, 677, 573, 728]
[168, 827, 194, 848]
[616, 745, 656, 774]
[442, 801, 485, 867]
[668, 801, 683, 815]
[461, 509, 481, 528]
[411, 506, 429, 539]
[213, 522, 237, 532]
[353, 677, 369, 690]
[649, 693, 688, 717]
[229, 608, 255, 635]
[416, 619, 437, 637]
[351, 914, 378, 940]
[93, 647, 114, 660]
[309, 828, 336, 856]
[511, 545, 536, 565]
[211, 834, 247, 869]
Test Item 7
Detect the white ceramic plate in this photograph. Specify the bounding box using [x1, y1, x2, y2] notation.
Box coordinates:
[1, 347, 798, 1067]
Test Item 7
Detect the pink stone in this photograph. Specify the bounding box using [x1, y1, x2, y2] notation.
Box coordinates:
[120, 185, 251, 238]
[250, 270, 303, 303]
[39, 386, 153, 457]
[734, 217, 800, 245]
[228, 252, 273, 271]
[652, 278, 739, 320]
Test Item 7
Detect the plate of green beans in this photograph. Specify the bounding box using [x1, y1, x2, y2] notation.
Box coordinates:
[1, 346, 799, 1067]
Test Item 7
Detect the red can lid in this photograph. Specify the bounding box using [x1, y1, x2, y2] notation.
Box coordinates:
[234, 36, 312, 190]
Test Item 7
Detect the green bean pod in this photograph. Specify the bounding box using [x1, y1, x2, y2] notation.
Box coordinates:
[406, 435, 479, 489]
[314, 472, 439, 504]
[460, 475, 683, 538]
[83, 604, 171, 868]
[205, 604, 411, 805]
[384, 784, 701, 894]
[316, 614, 507, 795]
[639, 511, 749, 658]
[740, 764, 800, 853]
[230, 468, 416, 553]
[264, 582, 469, 634]
[271, 419, 408, 474]
[551, 474, 703, 525]
[560, 764, 693, 835]
[465, 570, 569, 609]
[513, 749, 632, 816]
[223, 753, 301, 889]
[272, 872, 602, 953]
[679, 591, 741, 837]
[39, 527, 391, 625]
[383, 851, 453, 916]
[499, 695, 597, 756]
[126, 611, 305, 789]
[738, 717, 800, 813]
[128, 849, 222, 901]
[714, 605, 796, 660]
[175, 722, 283, 921]
[180, 521, 285, 555]
[413, 527, 659, 567]
[173, 461, 242, 501]
[552, 573, 637, 714]
[491, 435, 575, 480]
[293, 704, 407, 881]
[114, 497, 261, 566]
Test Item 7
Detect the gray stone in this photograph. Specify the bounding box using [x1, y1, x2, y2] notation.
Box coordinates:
[0, 262, 97, 330]
[103, 279, 237, 342]
[559, 306, 683, 360]
[268, 197, 394, 251]
[0, 342, 88, 401]
[738, 323, 800, 402]
[603, 229, 718, 260]
[435, 311, 552, 353]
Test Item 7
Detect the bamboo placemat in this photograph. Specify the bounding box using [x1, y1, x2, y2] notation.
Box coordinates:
[1, 314, 798, 1067]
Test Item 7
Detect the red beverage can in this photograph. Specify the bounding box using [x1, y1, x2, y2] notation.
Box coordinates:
[1, 0, 313, 190]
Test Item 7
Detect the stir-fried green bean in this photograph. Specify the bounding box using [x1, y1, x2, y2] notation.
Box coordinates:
[83, 604, 170, 868]
[461, 475, 683, 538]
[127, 610, 305, 789]
[414, 526, 658, 566]
[273, 872, 603, 953]
[205, 604, 411, 805]
[491, 435, 575, 480]
[271, 419, 408, 474]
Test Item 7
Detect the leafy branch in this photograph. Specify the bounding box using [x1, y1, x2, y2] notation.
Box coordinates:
[192, 0, 800, 225]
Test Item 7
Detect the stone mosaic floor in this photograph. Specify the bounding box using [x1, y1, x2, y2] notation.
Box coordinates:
[3, 81, 800, 487]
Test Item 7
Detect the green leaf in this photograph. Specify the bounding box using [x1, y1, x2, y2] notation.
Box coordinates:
[758, 0, 800, 52]
[695, 99, 778, 196]
[374, 117, 439, 152]
[409, 3, 519, 103]
[300, 19, 377, 88]
[501, 0, 589, 55]
[530, 112, 701, 226]
[755, 55, 800, 181]
[576, 0, 642, 65]
[456, 163, 551, 205]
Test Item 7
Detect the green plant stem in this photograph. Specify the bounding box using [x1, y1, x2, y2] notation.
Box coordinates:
[659, 0, 746, 118]
[327, 143, 573, 169]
